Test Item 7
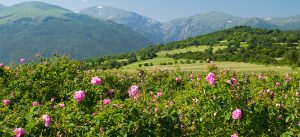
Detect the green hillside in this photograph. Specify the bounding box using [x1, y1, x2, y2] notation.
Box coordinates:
[0, 2, 150, 63]
[86, 26, 300, 71]
[0, 2, 72, 24]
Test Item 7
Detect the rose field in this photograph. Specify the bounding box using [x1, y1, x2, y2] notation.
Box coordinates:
[0, 57, 300, 137]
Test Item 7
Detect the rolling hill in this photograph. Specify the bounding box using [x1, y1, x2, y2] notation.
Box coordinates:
[0, 2, 150, 64]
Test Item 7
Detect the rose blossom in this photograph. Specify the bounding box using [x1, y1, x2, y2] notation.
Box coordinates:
[2, 99, 11, 106]
[74, 90, 85, 102]
[91, 76, 102, 85]
[206, 72, 216, 86]
[157, 92, 162, 97]
[231, 133, 238, 137]
[128, 85, 139, 99]
[20, 58, 26, 64]
[59, 103, 65, 108]
[32, 101, 39, 106]
[13, 128, 26, 137]
[232, 108, 242, 120]
[176, 77, 181, 83]
[42, 114, 51, 127]
[103, 99, 111, 105]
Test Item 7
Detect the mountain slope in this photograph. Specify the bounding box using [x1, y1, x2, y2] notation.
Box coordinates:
[162, 12, 278, 42]
[80, 6, 163, 43]
[266, 15, 300, 30]
[0, 2, 150, 63]
[80, 7, 300, 43]
[0, 2, 72, 24]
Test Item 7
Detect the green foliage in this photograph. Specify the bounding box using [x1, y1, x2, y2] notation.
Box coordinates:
[0, 57, 299, 136]
[163, 26, 300, 66]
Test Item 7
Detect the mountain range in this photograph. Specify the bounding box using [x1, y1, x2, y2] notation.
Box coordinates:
[0, 1, 300, 63]
[80, 7, 300, 42]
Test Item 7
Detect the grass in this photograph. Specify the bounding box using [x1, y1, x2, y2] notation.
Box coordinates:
[156, 45, 226, 57]
[240, 42, 249, 48]
[122, 41, 298, 73]
[122, 57, 299, 73]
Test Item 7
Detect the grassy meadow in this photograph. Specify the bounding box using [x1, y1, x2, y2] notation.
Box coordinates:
[122, 43, 299, 73]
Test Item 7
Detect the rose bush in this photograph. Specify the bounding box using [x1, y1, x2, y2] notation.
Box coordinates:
[0, 57, 299, 136]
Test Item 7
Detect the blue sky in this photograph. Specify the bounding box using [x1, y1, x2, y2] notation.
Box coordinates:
[0, 0, 299, 21]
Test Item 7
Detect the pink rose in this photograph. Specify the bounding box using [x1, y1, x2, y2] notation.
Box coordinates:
[32, 101, 39, 106]
[258, 74, 264, 80]
[176, 77, 181, 83]
[232, 78, 237, 87]
[206, 72, 216, 86]
[20, 58, 26, 64]
[297, 121, 300, 126]
[231, 133, 238, 137]
[190, 74, 194, 79]
[3, 99, 11, 106]
[232, 108, 242, 120]
[74, 90, 85, 102]
[42, 114, 51, 127]
[128, 85, 139, 99]
[0, 63, 4, 67]
[59, 103, 65, 108]
[103, 99, 111, 105]
[91, 76, 102, 85]
[13, 128, 26, 137]
[227, 78, 237, 88]
[157, 92, 162, 97]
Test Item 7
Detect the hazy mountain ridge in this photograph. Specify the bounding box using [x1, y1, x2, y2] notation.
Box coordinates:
[80, 7, 300, 42]
[80, 6, 163, 43]
[266, 15, 300, 30]
[0, 2, 150, 63]
[162, 12, 280, 41]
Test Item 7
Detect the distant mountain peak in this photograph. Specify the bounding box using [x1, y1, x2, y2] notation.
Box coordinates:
[80, 6, 163, 43]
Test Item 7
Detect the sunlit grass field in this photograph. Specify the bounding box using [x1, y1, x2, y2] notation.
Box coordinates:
[122, 57, 299, 73]
[156, 45, 227, 57]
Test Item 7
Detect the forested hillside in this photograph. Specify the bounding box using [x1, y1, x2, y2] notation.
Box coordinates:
[0, 2, 150, 64]
[87, 26, 300, 69]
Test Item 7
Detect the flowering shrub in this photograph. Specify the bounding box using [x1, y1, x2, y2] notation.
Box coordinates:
[0, 57, 299, 136]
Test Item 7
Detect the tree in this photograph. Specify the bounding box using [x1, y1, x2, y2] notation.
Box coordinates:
[283, 50, 298, 65]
